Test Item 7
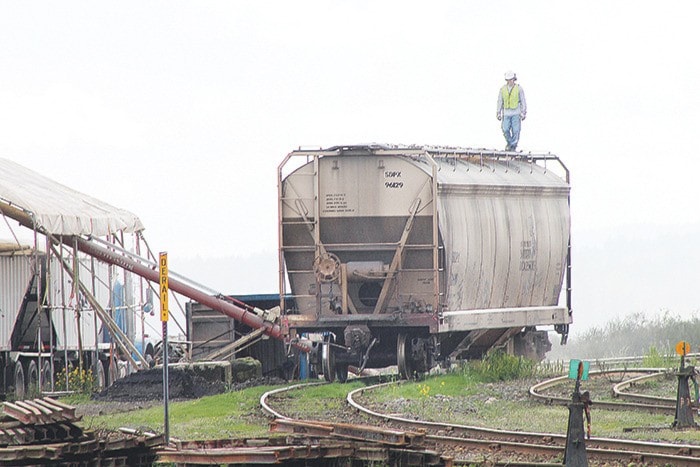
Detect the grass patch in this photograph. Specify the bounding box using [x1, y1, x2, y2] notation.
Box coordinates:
[74, 357, 700, 446]
[59, 393, 94, 406]
[372, 373, 485, 402]
[81, 384, 286, 440]
[279, 380, 377, 419]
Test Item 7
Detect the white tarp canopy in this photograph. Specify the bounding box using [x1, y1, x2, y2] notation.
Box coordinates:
[0, 158, 144, 236]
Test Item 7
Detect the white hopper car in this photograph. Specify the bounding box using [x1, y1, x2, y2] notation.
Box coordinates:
[278, 145, 571, 380]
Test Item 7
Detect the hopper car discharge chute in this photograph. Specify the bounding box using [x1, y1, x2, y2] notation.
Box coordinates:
[278, 145, 572, 381]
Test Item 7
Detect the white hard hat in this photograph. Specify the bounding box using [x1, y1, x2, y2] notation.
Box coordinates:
[504, 70, 517, 80]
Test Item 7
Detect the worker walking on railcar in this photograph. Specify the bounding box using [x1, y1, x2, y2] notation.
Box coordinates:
[496, 70, 527, 151]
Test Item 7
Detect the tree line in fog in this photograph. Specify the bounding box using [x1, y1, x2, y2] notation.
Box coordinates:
[546, 311, 700, 361]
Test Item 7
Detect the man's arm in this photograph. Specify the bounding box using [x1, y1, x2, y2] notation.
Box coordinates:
[496, 89, 504, 120]
[519, 85, 527, 119]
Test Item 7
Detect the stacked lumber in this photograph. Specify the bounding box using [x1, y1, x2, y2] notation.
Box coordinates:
[0, 397, 163, 465]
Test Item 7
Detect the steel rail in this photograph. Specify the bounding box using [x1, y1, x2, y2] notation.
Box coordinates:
[158, 436, 447, 466]
[611, 370, 677, 404]
[345, 380, 700, 465]
[529, 368, 676, 413]
[428, 432, 700, 466]
[261, 379, 700, 465]
[260, 360, 700, 464]
[259, 381, 326, 419]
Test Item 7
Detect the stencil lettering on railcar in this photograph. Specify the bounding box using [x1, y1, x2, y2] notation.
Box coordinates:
[520, 240, 536, 271]
[384, 170, 404, 189]
[323, 193, 355, 213]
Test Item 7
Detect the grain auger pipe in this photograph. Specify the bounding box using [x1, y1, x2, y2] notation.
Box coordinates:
[0, 201, 309, 353]
[72, 236, 311, 353]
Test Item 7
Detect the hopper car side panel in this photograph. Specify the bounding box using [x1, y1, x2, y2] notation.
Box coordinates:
[281, 154, 436, 320]
[437, 172, 569, 311]
[543, 193, 568, 305]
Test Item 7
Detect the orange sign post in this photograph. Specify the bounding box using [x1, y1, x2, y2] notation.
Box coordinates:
[159, 252, 170, 444]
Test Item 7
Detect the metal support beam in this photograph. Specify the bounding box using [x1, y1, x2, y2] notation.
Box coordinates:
[372, 198, 421, 314]
[49, 243, 146, 370]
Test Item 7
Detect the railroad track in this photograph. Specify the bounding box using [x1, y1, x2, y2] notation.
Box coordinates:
[529, 367, 677, 413]
[261, 376, 700, 466]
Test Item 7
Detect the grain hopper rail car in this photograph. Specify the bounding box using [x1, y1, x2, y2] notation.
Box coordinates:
[278, 145, 571, 381]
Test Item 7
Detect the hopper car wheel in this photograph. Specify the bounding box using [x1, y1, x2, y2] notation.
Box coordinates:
[26, 360, 39, 397]
[397, 333, 414, 380]
[41, 361, 52, 392]
[321, 336, 336, 382]
[14, 362, 26, 400]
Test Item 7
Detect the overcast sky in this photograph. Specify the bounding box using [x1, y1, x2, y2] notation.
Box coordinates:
[1, 2, 698, 336]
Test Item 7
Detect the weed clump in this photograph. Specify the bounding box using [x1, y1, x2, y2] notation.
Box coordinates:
[465, 350, 536, 382]
[55, 367, 97, 394]
[642, 345, 676, 368]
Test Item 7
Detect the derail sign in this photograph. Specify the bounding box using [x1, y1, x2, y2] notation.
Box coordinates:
[159, 252, 169, 322]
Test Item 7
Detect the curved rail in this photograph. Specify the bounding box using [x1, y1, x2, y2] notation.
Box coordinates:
[346, 379, 700, 465]
[529, 368, 675, 413]
[259, 381, 326, 419]
[346, 380, 563, 441]
[612, 370, 676, 404]
[260, 378, 700, 465]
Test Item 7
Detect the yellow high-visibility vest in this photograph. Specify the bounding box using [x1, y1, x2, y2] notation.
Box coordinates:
[501, 84, 520, 109]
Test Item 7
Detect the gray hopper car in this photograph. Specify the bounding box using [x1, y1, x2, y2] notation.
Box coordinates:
[278, 145, 571, 380]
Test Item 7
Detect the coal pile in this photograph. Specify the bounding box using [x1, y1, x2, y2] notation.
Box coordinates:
[95, 367, 227, 402]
